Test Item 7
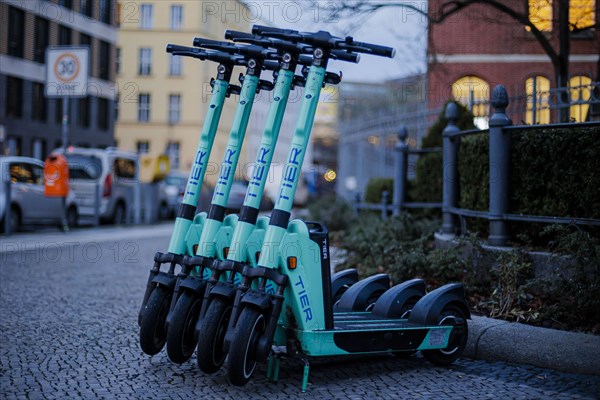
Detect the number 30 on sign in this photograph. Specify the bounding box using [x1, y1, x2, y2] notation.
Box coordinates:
[45, 47, 89, 98]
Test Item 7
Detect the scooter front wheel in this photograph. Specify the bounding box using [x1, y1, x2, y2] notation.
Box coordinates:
[167, 291, 203, 364]
[422, 304, 468, 366]
[196, 297, 232, 373]
[227, 307, 265, 386]
[139, 285, 171, 355]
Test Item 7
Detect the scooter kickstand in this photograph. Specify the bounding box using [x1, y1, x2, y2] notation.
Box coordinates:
[301, 361, 310, 393]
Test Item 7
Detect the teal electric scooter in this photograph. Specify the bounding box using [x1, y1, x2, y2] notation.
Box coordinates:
[165, 40, 279, 364]
[223, 27, 470, 391]
[138, 46, 247, 356]
[192, 31, 317, 374]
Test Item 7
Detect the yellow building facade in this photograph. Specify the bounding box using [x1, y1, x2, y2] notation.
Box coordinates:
[115, 0, 250, 182]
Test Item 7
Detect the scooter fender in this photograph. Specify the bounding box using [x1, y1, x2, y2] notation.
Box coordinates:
[151, 271, 178, 289]
[240, 291, 272, 310]
[210, 283, 237, 300]
[177, 275, 206, 297]
[331, 269, 358, 303]
[372, 278, 426, 318]
[334, 273, 390, 311]
[408, 283, 471, 326]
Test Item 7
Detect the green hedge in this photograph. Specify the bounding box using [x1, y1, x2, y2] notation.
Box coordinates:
[364, 177, 393, 203]
[458, 124, 600, 240]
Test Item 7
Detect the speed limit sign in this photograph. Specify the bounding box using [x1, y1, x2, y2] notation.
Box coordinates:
[46, 47, 89, 98]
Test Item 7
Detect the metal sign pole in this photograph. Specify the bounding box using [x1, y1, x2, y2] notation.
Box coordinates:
[61, 96, 69, 231]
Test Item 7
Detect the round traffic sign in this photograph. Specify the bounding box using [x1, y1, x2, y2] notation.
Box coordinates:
[54, 53, 81, 83]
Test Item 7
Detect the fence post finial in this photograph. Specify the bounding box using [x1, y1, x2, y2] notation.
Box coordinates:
[393, 126, 409, 216]
[441, 102, 461, 235]
[488, 85, 512, 246]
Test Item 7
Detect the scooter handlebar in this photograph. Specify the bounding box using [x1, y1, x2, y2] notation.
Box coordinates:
[166, 44, 244, 65]
[343, 38, 395, 58]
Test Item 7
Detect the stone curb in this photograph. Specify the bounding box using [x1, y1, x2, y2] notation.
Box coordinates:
[464, 315, 600, 376]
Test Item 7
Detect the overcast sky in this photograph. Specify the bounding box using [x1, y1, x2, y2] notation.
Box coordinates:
[244, 1, 428, 82]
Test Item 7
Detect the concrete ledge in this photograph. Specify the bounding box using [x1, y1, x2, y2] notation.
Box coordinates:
[464, 315, 600, 376]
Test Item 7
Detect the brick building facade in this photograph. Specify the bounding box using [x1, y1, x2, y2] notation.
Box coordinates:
[427, 0, 599, 123]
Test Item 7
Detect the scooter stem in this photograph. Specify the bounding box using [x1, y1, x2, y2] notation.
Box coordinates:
[257, 65, 326, 269]
[195, 74, 260, 258]
[226, 69, 296, 263]
[167, 78, 229, 254]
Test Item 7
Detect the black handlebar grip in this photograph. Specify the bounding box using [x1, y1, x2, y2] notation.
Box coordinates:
[193, 37, 233, 49]
[252, 24, 298, 36]
[349, 41, 396, 58]
[263, 60, 280, 71]
[224, 30, 256, 41]
[331, 50, 360, 63]
[167, 44, 196, 54]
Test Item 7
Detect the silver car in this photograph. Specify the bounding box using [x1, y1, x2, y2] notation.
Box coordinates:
[52, 147, 138, 224]
[0, 156, 78, 232]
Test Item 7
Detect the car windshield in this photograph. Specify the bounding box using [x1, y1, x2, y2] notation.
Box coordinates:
[66, 154, 102, 180]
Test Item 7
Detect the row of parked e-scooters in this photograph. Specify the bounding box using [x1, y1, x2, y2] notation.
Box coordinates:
[137, 25, 470, 392]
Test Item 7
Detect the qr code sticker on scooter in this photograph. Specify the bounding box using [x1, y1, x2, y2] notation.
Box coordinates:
[429, 329, 447, 347]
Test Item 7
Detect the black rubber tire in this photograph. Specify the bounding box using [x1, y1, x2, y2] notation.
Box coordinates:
[139, 285, 171, 356]
[391, 298, 420, 358]
[196, 297, 233, 373]
[422, 304, 468, 366]
[112, 202, 125, 225]
[227, 307, 265, 386]
[66, 207, 78, 228]
[166, 291, 203, 364]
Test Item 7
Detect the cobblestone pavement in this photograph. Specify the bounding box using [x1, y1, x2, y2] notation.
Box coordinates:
[1, 227, 599, 399]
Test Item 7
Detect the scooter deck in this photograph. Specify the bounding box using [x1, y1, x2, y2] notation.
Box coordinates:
[333, 311, 422, 331]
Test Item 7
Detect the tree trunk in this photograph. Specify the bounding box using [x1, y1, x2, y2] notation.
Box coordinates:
[557, 0, 571, 121]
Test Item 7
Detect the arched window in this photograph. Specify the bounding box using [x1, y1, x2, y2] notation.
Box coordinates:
[569, 76, 593, 122]
[525, 76, 550, 124]
[451, 76, 490, 129]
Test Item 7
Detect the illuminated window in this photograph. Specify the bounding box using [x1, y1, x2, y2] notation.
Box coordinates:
[569, 76, 592, 122]
[528, 0, 553, 32]
[525, 76, 550, 124]
[528, 0, 596, 32]
[451, 76, 489, 128]
[570, 0, 596, 30]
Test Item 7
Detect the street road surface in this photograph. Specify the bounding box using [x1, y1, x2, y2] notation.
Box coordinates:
[1, 225, 598, 399]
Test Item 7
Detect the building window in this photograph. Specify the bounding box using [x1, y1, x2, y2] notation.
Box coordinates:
[99, 41, 110, 80]
[59, 25, 72, 45]
[32, 83, 47, 122]
[451, 75, 490, 129]
[137, 141, 150, 154]
[139, 48, 152, 75]
[79, 33, 93, 76]
[140, 4, 153, 29]
[116, 48, 122, 75]
[59, 0, 73, 9]
[34, 17, 49, 63]
[169, 94, 181, 124]
[114, 93, 120, 121]
[525, 76, 551, 125]
[569, 75, 593, 122]
[99, 0, 111, 24]
[8, 7, 25, 58]
[7, 137, 22, 156]
[6, 77, 23, 118]
[529, 0, 596, 32]
[170, 5, 183, 30]
[80, 0, 93, 17]
[169, 55, 182, 76]
[78, 96, 91, 128]
[31, 139, 47, 160]
[138, 93, 151, 122]
[98, 98, 109, 130]
[167, 142, 180, 169]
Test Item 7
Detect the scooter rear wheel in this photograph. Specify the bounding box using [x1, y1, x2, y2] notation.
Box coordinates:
[196, 297, 232, 373]
[139, 285, 171, 355]
[167, 291, 202, 363]
[227, 307, 265, 386]
[422, 304, 468, 366]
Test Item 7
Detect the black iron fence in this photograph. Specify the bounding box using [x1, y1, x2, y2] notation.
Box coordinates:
[356, 84, 600, 246]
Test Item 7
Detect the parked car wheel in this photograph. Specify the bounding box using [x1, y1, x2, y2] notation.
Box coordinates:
[7, 206, 20, 233]
[158, 202, 170, 221]
[112, 202, 126, 225]
[66, 206, 78, 228]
